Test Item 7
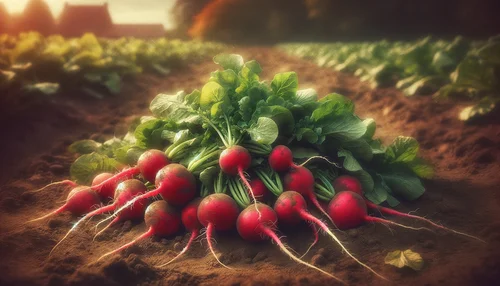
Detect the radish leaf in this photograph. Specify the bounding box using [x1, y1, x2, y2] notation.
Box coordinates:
[248, 117, 279, 145]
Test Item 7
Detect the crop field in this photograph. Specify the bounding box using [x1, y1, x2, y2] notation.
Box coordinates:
[0, 1, 499, 286]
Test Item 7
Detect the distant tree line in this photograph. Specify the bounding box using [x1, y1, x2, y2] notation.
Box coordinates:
[170, 0, 500, 42]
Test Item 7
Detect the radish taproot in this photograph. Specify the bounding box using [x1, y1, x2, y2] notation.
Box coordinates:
[50, 179, 149, 254]
[237, 203, 345, 283]
[29, 186, 101, 222]
[333, 175, 484, 241]
[197, 193, 239, 269]
[328, 191, 431, 232]
[97, 200, 181, 261]
[274, 191, 386, 280]
[158, 198, 203, 267]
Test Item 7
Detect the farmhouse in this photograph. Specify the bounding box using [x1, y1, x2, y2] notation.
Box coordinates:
[1, 1, 166, 38]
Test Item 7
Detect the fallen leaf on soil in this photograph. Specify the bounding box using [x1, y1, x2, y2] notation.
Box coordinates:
[384, 249, 424, 271]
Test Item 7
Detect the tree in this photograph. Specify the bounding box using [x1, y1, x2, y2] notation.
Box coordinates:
[14, 0, 56, 35]
[170, 0, 211, 37]
[0, 3, 9, 34]
[189, 0, 308, 42]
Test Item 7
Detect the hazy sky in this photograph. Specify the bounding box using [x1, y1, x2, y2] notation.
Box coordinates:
[1, 0, 176, 28]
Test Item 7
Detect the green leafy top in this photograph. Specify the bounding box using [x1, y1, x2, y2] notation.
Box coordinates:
[69, 53, 431, 204]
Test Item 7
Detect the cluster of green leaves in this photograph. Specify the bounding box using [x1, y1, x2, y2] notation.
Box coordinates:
[0, 32, 224, 98]
[69, 54, 431, 207]
[280, 35, 500, 121]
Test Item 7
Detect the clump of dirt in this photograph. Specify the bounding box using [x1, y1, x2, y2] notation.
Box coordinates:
[1, 48, 499, 286]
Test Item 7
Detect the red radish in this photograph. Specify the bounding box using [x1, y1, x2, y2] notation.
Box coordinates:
[269, 145, 294, 172]
[197, 193, 239, 269]
[237, 203, 344, 283]
[93, 179, 152, 240]
[248, 178, 269, 202]
[137, 149, 170, 182]
[91, 173, 117, 201]
[97, 200, 181, 261]
[29, 149, 169, 196]
[328, 191, 431, 232]
[333, 175, 484, 242]
[110, 164, 197, 221]
[89, 149, 169, 189]
[29, 186, 100, 222]
[284, 166, 334, 225]
[50, 179, 148, 254]
[269, 145, 339, 173]
[274, 191, 386, 280]
[219, 145, 260, 215]
[157, 198, 203, 267]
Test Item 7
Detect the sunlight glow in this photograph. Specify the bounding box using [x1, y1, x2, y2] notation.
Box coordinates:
[1, 0, 174, 28]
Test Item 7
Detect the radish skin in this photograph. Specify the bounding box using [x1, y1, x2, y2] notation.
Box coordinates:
[248, 178, 269, 202]
[269, 145, 294, 172]
[91, 173, 118, 201]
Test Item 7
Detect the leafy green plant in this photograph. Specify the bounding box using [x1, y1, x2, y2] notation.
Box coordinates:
[69, 54, 431, 206]
[0, 32, 225, 99]
[280, 35, 499, 121]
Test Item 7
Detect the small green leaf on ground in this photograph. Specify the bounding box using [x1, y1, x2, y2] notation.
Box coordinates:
[385, 249, 424, 271]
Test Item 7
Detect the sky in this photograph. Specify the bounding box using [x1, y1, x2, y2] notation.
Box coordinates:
[1, 0, 176, 28]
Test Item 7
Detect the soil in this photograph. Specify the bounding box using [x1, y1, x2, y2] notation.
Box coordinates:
[0, 47, 499, 286]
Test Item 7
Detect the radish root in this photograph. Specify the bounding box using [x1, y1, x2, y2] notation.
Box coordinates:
[206, 223, 232, 269]
[157, 230, 199, 267]
[262, 227, 345, 284]
[27, 180, 77, 194]
[300, 210, 388, 281]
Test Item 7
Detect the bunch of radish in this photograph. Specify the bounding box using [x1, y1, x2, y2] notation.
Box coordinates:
[26, 54, 484, 281]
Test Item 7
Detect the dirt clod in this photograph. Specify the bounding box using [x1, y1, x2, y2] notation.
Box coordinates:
[311, 254, 327, 266]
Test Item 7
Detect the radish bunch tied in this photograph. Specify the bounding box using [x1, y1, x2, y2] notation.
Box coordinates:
[27, 53, 484, 278]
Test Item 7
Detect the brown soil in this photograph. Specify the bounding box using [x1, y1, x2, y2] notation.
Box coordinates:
[1, 47, 499, 286]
